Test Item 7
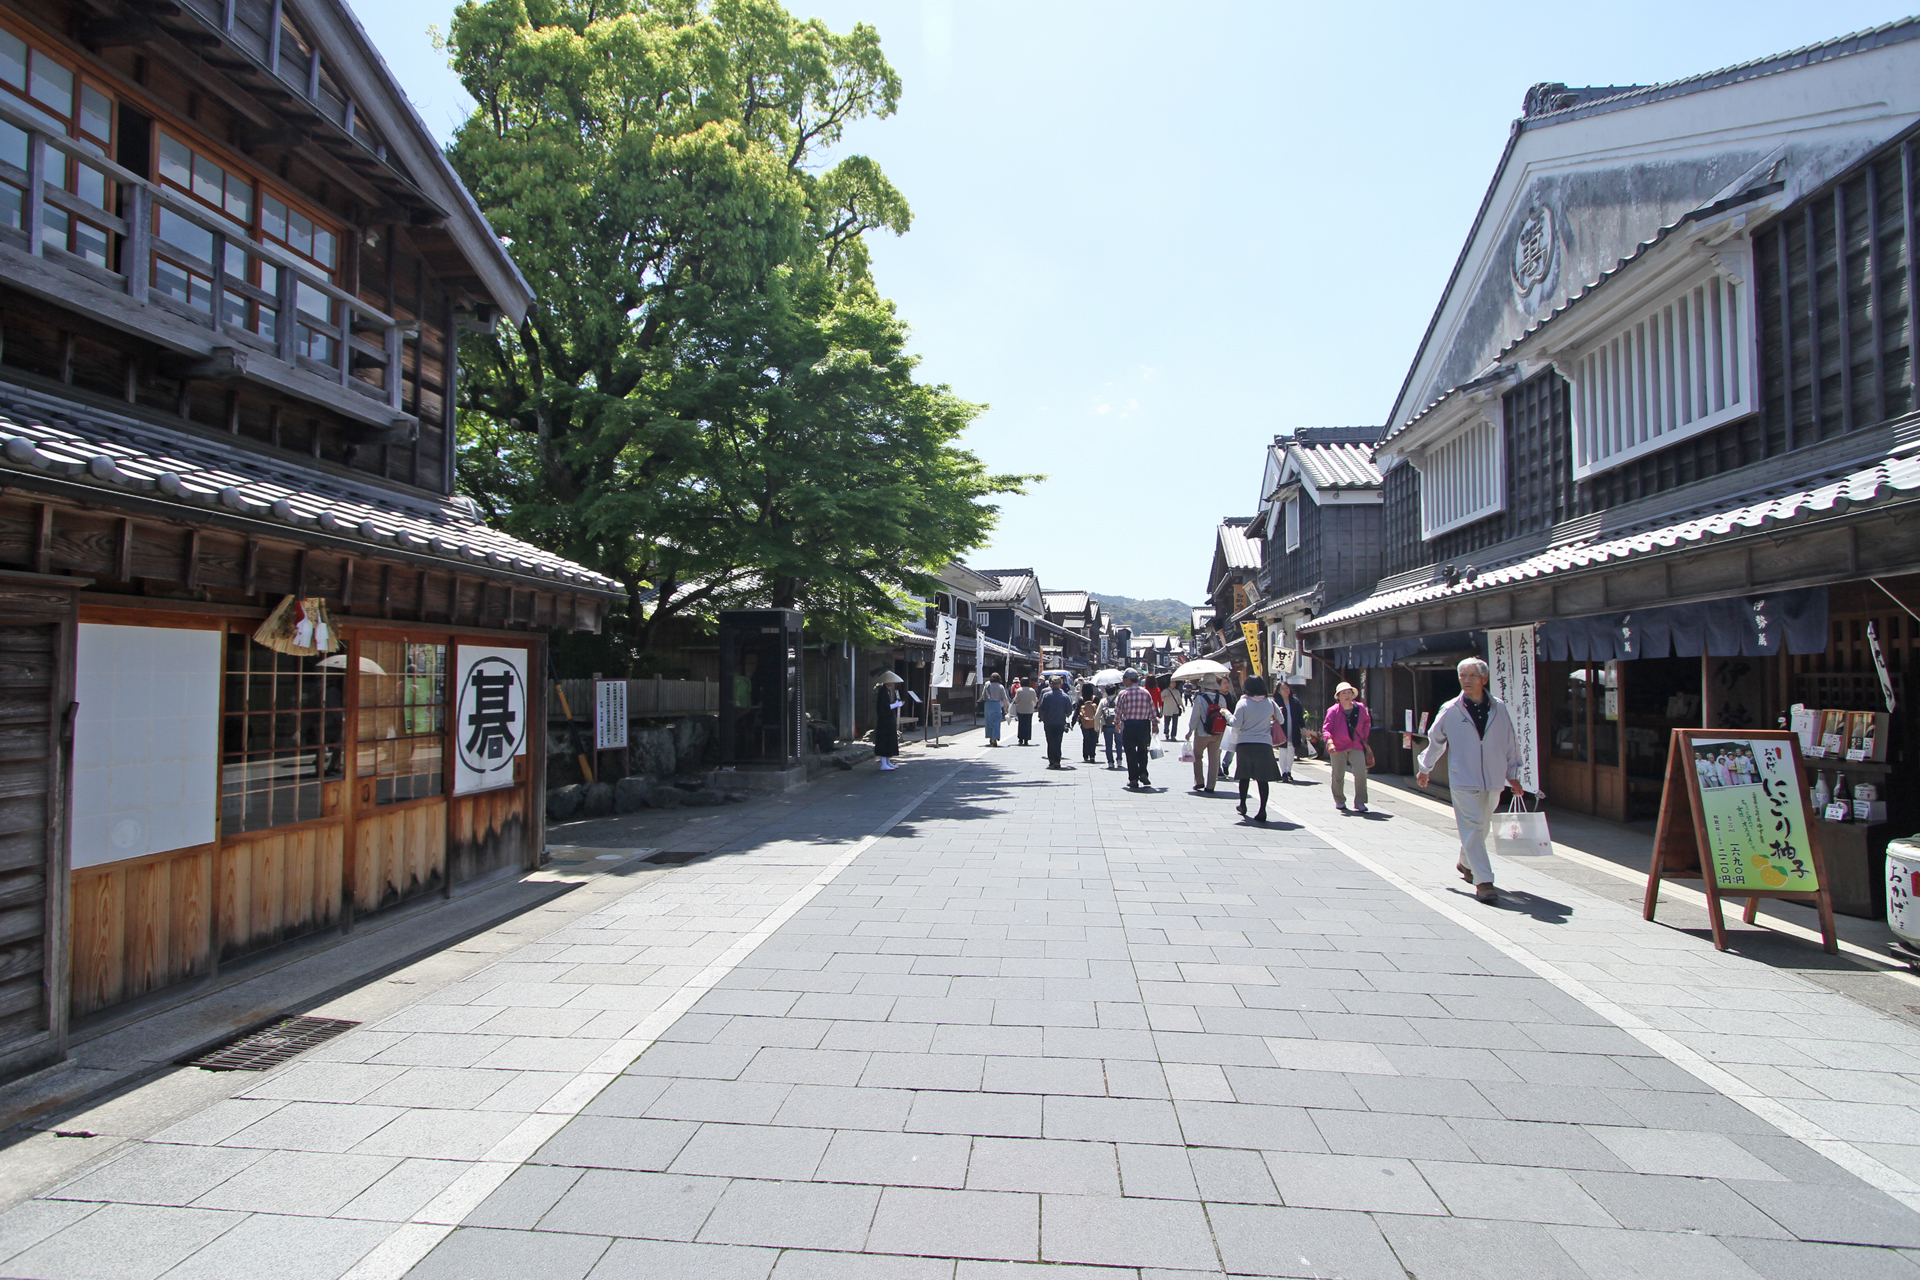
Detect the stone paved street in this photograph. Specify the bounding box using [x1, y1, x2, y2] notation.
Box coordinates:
[9, 729, 1920, 1278]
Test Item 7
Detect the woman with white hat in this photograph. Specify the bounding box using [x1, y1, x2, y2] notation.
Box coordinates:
[874, 672, 905, 770]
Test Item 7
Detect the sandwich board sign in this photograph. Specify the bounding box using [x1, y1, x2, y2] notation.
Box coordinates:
[1642, 729, 1835, 953]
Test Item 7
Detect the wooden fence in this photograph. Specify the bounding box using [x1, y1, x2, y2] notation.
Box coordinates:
[548, 677, 720, 721]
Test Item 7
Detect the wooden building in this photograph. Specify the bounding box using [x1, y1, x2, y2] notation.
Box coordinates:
[0, 0, 619, 1078]
[1242, 427, 1384, 711]
[1300, 22, 1920, 910]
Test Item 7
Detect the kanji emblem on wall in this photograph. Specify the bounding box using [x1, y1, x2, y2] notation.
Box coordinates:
[455, 645, 529, 795]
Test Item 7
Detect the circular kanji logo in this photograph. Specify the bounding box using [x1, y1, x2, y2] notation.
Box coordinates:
[456, 656, 526, 775]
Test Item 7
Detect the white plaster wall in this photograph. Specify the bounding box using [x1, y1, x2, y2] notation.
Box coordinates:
[70, 624, 221, 868]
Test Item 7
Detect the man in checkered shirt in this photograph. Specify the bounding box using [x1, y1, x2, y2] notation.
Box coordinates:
[1114, 669, 1158, 789]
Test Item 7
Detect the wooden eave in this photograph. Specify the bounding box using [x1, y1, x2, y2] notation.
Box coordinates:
[0, 471, 612, 630]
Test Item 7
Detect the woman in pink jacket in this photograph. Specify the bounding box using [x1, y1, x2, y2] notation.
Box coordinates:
[1321, 682, 1374, 813]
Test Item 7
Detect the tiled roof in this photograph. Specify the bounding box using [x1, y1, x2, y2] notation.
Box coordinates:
[1044, 590, 1090, 614]
[1517, 18, 1920, 127]
[1289, 441, 1382, 490]
[1302, 448, 1920, 632]
[0, 392, 622, 593]
[1216, 519, 1262, 572]
[1191, 607, 1214, 632]
[974, 568, 1038, 605]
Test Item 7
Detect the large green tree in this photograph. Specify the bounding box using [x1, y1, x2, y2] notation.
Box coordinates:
[444, 0, 1024, 666]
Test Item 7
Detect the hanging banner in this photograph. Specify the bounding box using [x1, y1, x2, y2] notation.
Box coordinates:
[1241, 622, 1263, 676]
[594, 678, 628, 751]
[1869, 621, 1897, 712]
[974, 625, 985, 683]
[1487, 626, 1539, 796]
[931, 614, 958, 689]
[454, 645, 529, 795]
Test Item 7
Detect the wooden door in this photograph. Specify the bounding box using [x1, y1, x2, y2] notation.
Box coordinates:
[0, 572, 79, 1076]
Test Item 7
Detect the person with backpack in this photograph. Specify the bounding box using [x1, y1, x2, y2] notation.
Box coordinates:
[1076, 686, 1102, 763]
[1186, 678, 1230, 793]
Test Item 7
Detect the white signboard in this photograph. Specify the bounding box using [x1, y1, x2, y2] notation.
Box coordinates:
[1487, 626, 1539, 796]
[931, 614, 958, 689]
[454, 645, 529, 795]
[974, 625, 985, 683]
[71, 624, 220, 867]
[594, 679, 628, 751]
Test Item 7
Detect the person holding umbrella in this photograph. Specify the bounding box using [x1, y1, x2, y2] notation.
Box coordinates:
[873, 672, 905, 771]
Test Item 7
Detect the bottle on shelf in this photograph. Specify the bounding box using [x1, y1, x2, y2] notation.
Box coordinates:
[1812, 770, 1831, 809]
[1832, 772, 1852, 821]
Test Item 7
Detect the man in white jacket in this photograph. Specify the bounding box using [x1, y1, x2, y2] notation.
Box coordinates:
[1416, 657, 1524, 904]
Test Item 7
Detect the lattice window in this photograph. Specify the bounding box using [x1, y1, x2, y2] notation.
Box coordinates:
[356, 640, 446, 805]
[1418, 413, 1504, 539]
[1284, 498, 1300, 552]
[220, 634, 344, 834]
[1571, 268, 1755, 478]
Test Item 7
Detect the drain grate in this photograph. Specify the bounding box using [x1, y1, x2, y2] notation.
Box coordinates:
[643, 850, 709, 866]
[187, 1016, 360, 1071]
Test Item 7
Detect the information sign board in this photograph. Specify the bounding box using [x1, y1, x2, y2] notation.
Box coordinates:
[594, 679, 628, 751]
[1643, 729, 1835, 953]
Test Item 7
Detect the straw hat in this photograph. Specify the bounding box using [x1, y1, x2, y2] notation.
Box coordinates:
[1335, 682, 1358, 696]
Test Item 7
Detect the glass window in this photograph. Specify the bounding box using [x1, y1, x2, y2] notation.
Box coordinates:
[0, 30, 23, 90]
[26, 47, 68, 113]
[1547, 661, 1588, 762]
[357, 641, 447, 805]
[220, 634, 345, 835]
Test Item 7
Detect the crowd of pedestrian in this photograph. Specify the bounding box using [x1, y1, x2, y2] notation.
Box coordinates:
[928, 655, 1526, 906]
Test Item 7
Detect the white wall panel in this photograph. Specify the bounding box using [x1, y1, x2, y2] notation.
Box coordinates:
[71, 624, 221, 868]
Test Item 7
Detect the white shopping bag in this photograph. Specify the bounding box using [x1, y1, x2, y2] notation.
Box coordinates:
[1492, 795, 1553, 857]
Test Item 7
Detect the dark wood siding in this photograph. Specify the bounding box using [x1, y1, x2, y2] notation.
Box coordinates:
[1381, 461, 1423, 578]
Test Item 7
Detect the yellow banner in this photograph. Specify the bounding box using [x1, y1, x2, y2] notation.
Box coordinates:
[1242, 622, 1263, 676]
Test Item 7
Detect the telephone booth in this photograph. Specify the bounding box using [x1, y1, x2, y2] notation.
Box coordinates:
[718, 609, 805, 767]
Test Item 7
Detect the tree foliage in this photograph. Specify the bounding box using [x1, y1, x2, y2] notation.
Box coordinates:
[444, 0, 1026, 668]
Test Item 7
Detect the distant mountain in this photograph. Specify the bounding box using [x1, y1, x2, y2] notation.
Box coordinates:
[1092, 593, 1194, 638]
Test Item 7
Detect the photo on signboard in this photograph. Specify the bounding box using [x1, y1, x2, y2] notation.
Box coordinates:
[1691, 739, 1761, 790]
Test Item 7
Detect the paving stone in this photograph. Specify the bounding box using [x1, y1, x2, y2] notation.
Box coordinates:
[1414, 1160, 1615, 1227]
[1730, 1179, 1920, 1248]
[1572, 1170, 1793, 1238]
[337, 1158, 468, 1221]
[1311, 1108, 1474, 1161]
[1263, 1151, 1446, 1215]
[909, 1090, 1043, 1138]
[1040, 1193, 1218, 1270]
[1588, 1127, 1790, 1181]
[670, 1124, 830, 1180]
[967, 1138, 1119, 1195]
[770, 1249, 956, 1279]
[1720, 1235, 1920, 1279]
[190, 1149, 397, 1216]
[540, 1169, 729, 1240]
[865, 1186, 1039, 1261]
[6, 1203, 243, 1280]
[49, 1142, 263, 1207]
[1543, 1224, 1768, 1279]
[533, 1116, 699, 1171]
[698, 1179, 881, 1252]
[408, 1226, 611, 1280]
[1044, 1096, 1183, 1145]
[1207, 1203, 1405, 1280]
[1373, 1213, 1587, 1280]
[154, 1212, 393, 1280]
[814, 1129, 973, 1189]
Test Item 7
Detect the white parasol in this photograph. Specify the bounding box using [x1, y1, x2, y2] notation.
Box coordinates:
[1171, 659, 1231, 681]
[1089, 669, 1126, 687]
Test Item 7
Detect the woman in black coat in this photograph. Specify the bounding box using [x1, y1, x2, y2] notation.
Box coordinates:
[874, 680, 902, 770]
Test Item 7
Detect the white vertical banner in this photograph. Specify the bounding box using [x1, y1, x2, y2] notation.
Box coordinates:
[931, 614, 958, 689]
[594, 678, 628, 751]
[454, 645, 529, 795]
[1487, 626, 1539, 795]
[974, 625, 985, 682]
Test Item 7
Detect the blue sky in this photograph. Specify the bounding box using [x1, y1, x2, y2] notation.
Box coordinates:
[352, 1, 1915, 603]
